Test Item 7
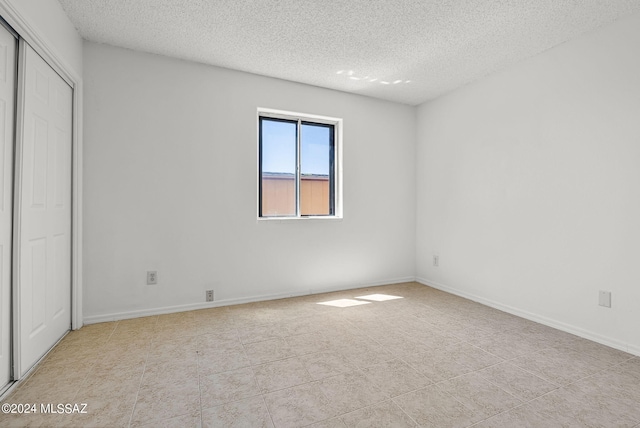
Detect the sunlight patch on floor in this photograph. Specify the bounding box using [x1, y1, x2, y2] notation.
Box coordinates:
[317, 299, 372, 308]
[355, 294, 403, 301]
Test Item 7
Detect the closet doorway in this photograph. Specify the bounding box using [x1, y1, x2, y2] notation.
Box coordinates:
[0, 18, 73, 392]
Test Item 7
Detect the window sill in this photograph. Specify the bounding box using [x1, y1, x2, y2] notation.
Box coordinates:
[257, 216, 343, 223]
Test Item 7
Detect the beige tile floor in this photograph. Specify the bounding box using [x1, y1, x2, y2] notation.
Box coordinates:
[1, 282, 639, 427]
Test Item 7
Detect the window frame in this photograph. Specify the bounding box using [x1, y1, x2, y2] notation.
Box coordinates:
[257, 108, 343, 221]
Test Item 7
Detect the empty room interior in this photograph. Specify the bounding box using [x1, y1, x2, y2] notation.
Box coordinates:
[1, 0, 640, 427]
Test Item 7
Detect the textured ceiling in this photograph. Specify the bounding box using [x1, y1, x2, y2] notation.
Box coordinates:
[58, 0, 640, 105]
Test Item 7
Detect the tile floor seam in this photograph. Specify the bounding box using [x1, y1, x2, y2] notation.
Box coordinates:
[125, 342, 152, 428]
[473, 362, 561, 400]
[385, 381, 435, 400]
[555, 362, 640, 416]
[68, 354, 97, 401]
[260, 394, 277, 428]
[516, 390, 575, 425]
[512, 380, 595, 425]
[608, 357, 638, 371]
[437, 366, 546, 425]
[459, 339, 509, 363]
[390, 388, 439, 427]
[433, 381, 514, 421]
[104, 320, 120, 341]
[197, 352, 204, 428]
[395, 401, 420, 428]
[296, 355, 317, 394]
[310, 393, 390, 428]
[315, 376, 355, 424]
[247, 363, 269, 395]
[561, 365, 611, 387]
[353, 366, 394, 399]
[501, 361, 562, 389]
[555, 362, 616, 389]
[474, 372, 528, 405]
[465, 402, 530, 428]
[200, 390, 264, 413]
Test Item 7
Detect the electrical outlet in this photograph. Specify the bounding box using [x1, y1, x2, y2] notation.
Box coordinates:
[433, 255, 439, 267]
[206, 290, 214, 302]
[598, 290, 611, 308]
[147, 271, 157, 285]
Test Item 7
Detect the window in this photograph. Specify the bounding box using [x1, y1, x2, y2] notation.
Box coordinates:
[258, 109, 341, 219]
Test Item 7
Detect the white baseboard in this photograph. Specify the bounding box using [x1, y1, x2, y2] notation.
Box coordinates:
[416, 277, 638, 357]
[83, 276, 417, 325]
[84, 275, 639, 358]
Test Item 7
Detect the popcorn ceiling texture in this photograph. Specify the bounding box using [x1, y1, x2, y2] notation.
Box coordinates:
[58, 0, 640, 105]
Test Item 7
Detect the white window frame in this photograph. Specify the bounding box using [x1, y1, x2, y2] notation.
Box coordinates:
[257, 108, 343, 221]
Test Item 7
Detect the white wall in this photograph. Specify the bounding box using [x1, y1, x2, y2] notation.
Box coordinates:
[416, 13, 640, 354]
[83, 42, 416, 321]
[0, 0, 82, 75]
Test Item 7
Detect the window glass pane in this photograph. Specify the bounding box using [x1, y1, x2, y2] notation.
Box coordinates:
[300, 123, 333, 216]
[261, 119, 296, 216]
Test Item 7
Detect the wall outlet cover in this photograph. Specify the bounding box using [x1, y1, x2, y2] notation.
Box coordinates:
[147, 271, 157, 285]
[598, 290, 611, 308]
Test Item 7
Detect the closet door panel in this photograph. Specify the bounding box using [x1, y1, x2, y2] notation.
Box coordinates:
[0, 24, 16, 390]
[17, 42, 71, 377]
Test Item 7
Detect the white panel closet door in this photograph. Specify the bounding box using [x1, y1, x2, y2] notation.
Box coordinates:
[0, 25, 17, 390]
[17, 43, 72, 376]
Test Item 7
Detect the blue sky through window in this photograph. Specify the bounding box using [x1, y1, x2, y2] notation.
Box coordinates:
[301, 124, 330, 176]
[262, 120, 296, 174]
[262, 119, 330, 175]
